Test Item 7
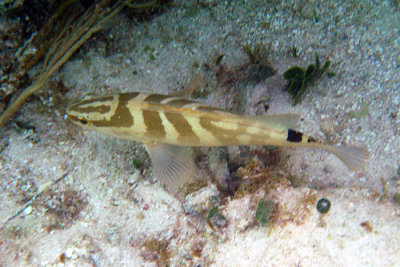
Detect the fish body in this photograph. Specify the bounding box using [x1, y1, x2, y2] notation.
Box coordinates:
[67, 92, 369, 186]
[67, 92, 315, 147]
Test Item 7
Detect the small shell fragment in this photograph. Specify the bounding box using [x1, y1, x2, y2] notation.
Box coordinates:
[24, 206, 32, 215]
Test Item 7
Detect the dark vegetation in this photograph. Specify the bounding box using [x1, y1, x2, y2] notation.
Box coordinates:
[283, 53, 334, 105]
[256, 198, 276, 227]
[0, 0, 171, 128]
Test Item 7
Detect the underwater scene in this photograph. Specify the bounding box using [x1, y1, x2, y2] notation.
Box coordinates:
[0, 0, 399, 266]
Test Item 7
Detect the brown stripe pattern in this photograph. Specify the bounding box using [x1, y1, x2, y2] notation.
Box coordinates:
[142, 110, 166, 140]
[68, 92, 266, 146]
[76, 96, 114, 106]
[164, 112, 200, 144]
[68, 96, 114, 114]
[92, 92, 139, 127]
[198, 116, 247, 145]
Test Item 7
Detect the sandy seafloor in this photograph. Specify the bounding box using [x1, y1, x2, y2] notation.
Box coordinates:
[1, 0, 400, 266]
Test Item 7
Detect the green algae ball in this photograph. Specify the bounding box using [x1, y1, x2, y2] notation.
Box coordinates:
[316, 198, 331, 214]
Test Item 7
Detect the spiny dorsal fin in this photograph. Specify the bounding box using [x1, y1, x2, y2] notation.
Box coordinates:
[245, 113, 300, 131]
[144, 142, 195, 187]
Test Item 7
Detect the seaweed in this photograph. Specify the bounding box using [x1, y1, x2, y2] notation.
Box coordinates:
[283, 53, 334, 105]
[234, 158, 285, 198]
[142, 44, 156, 61]
[292, 45, 298, 57]
[215, 54, 224, 66]
[255, 198, 276, 227]
[242, 43, 271, 66]
[0, 0, 169, 128]
[132, 158, 141, 168]
[0, 0, 125, 128]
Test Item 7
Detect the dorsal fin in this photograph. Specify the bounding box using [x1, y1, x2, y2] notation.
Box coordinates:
[245, 113, 300, 131]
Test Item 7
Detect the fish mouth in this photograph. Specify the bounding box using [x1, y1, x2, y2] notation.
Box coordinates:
[66, 103, 81, 123]
[67, 113, 90, 126]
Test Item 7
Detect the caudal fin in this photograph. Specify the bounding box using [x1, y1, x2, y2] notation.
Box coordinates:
[329, 145, 369, 171]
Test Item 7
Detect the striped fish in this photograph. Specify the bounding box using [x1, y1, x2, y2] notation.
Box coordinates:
[67, 92, 369, 187]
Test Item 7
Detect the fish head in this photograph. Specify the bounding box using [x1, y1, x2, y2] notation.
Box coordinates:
[66, 95, 119, 129]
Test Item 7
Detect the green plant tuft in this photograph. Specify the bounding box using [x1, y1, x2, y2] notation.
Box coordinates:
[255, 198, 276, 227]
[292, 45, 298, 57]
[215, 54, 224, 66]
[242, 43, 271, 66]
[132, 158, 141, 169]
[283, 53, 333, 105]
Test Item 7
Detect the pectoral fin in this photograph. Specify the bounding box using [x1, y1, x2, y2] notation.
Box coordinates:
[144, 142, 195, 187]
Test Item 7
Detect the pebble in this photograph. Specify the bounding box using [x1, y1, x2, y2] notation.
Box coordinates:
[24, 206, 32, 215]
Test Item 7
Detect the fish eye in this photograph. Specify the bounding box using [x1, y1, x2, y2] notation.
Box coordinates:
[79, 118, 88, 125]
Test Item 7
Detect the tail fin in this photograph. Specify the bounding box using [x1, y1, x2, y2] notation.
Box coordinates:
[329, 145, 369, 171]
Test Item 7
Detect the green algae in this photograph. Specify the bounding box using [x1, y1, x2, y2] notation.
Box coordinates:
[284, 53, 333, 105]
[256, 198, 276, 227]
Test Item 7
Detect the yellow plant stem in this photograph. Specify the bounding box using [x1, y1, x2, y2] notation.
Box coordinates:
[0, 0, 124, 128]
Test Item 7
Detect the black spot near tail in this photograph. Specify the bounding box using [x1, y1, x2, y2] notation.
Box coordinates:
[287, 129, 303, 142]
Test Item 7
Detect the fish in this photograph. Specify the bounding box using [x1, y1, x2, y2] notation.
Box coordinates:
[67, 92, 369, 187]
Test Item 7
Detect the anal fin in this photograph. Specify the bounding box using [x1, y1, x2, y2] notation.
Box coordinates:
[144, 142, 195, 187]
